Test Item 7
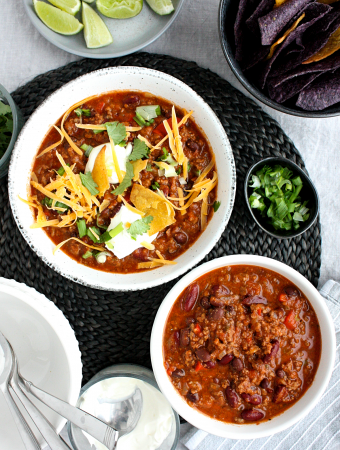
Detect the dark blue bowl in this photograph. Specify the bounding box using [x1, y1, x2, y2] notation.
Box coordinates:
[218, 0, 340, 118]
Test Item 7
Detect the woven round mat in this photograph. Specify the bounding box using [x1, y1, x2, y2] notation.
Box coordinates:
[0, 53, 321, 384]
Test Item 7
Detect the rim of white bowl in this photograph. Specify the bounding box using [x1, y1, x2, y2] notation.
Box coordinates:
[8, 66, 236, 291]
[150, 255, 336, 439]
[0, 277, 82, 436]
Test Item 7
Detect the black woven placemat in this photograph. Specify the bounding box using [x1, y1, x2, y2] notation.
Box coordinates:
[0, 53, 321, 384]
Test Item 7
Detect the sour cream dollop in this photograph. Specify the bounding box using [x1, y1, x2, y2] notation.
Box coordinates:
[78, 377, 173, 450]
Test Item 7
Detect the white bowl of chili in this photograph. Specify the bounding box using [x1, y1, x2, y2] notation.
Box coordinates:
[150, 255, 336, 439]
[8, 67, 236, 291]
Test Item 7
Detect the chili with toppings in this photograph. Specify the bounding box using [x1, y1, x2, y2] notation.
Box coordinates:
[163, 265, 321, 423]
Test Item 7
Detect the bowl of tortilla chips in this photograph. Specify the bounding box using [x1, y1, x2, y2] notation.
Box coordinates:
[219, 0, 340, 116]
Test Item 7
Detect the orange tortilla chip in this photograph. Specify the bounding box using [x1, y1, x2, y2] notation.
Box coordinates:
[130, 184, 175, 235]
[303, 26, 340, 63]
[267, 13, 305, 60]
[92, 145, 109, 196]
[132, 159, 148, 181]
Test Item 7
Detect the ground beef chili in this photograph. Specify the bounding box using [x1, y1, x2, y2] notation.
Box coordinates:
[163, 265, 321, 423]
[29, 91, 217, 273]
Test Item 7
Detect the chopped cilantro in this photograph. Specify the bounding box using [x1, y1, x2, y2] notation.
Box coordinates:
[74, 108, 91, 117]
[128, 138, 149, 161]
[146, 162, 153, 172]
[213, 201, 221, 212]
[112, 161, 134, 195]
[0, 101, 13, 160]
[161, 147, 169, 160]
[176, 167, 182, 175]
[77, 219, 87, 238]
[41, 196, 69, 211]
[93, 129, 103, 134]
[196, 170, 201, 176]
[127, 216, 153, 239]
[80, 143, 93, 157]
[79, 172, 99, 196]
[152, 182, 160, 190]
[105, 121, 126, 145]
[187, 162, 191, 172]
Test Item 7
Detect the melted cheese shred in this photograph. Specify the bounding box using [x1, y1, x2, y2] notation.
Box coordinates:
[36, 126, 64, 159]
[137, 134, 153, 149]
[75, 124, 141, 133]
[109, 138, 123, 183]
[118, 195, 144, 216]
[53, 237, 103, 255]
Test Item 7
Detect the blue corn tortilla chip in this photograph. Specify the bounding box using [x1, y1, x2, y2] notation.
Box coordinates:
[268, 50, 340, 87]
[246, 0, 275, 34]
[270, 10, 340, 77]
[296, 68, 340, 109]
[258, 0, 313, 45]
[235, 0, 260, 61]
[267, 72, 321, 102]
[258, 2, 331, 87]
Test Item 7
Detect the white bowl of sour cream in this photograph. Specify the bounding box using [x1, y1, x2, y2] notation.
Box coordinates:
[68, 363, 179, 450]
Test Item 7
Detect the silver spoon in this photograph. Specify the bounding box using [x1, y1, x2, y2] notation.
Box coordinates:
[0, 332, 40, 450]
[10, 341, 142, 449]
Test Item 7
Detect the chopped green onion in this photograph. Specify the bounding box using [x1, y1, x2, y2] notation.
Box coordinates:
[95, 251, 110, 264]
[96, 215, 108, 230]
[82, 250, 92, 259]
[152, 182, 160, 190]
[57, 164, 69, 176]
[77, 219, 87, 238]
[106, 242, 114, 249]
[213, 201, 221, 212]
[146, 163, 153, 172]
[81, 144, 93, 157]
[109, 222, 124, 239]
[176, 167, 182, 175]
[74, 108, 91, 117]
[135, 112, 147, 126]
[41, 197, 69, 212]
[87, 226, 101, 243]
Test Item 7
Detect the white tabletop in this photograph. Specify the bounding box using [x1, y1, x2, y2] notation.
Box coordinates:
[1, 1, 340, 449]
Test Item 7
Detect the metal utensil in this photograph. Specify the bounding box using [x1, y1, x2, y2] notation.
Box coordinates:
[0, 332, 40, 450]
[9, 346, 72, 450]
[11, 342, 142, 449]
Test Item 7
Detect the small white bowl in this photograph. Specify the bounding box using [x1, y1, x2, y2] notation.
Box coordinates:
[8, 67, 236, 292]
[0, 278, 82, 449]
[150, 255, 336, 440]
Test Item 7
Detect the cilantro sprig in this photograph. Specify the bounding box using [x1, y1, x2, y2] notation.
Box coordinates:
[106, 121, 126, 145]
[129, 138, 150, 161]
[112, 161, 134, 196]
[127, 216, 153, 239]
[80, 172, 99, 196]
[0, 101, 13, 160]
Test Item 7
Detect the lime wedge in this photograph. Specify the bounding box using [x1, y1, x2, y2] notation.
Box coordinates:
[33, 0, 83, 35]
[82, 2, 113, 48]
[47, 0, 81, 15]
[96, 0, 143, 19]
[145, 0, 174, 15]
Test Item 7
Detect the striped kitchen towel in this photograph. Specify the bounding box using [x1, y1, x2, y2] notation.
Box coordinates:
[181, 280, 340, 450]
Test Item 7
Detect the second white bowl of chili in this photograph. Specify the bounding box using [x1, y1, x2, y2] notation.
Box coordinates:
[8, 67, 236, 291]
[150, 255, 336, 439]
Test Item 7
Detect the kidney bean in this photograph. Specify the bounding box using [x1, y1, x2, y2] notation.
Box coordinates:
[205, 361, 216, 369]
[180, 328, 190, 347]
[186, 392, 199, 403]
[208, 308, 224, 321]
[226, 305, 234, 313]
[186, 139, 200, 151]
[185, 317, 195, 325]
[219, 354, 234, 365]
[226, 387, 239, 408]
[241, 393, 262, 405]
[124, 94, 140, 105]
[172, 368, 185, 378]
[195, 348, 211, 362]
[132, 247, 149, 262]
[241, 409, 265, 422]
[273, 385, 287, 403]
[183, 283, 199, 311]
[232, 358, 244, 371]
[211, 285, 230, 297]
[173, 331, 180, 346]
[213, 378, 220, 384]
[284, 286, 300, 298]
[263, 339, 280, 364]
[210, 297, 226, 307]
[161, 186, 169, 197]
[260, 378, 269, 390]
[242, 295, 268, 305]
[276, 369, 286, 378]
[200, 296, 211, 309]
[174, 232, 188, 245]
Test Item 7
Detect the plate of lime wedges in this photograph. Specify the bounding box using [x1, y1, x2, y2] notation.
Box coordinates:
[22, 0, 184, 58]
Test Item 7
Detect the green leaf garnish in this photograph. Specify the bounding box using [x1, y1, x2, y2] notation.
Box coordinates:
[79, 172, 99, 196]
[105, 121, 126, 145]
[0, 100, 13, 160]
[127, 216, 153, 239]
[74, 108, 91, 117]
[152, 182, 160, 190]
[136, 105, 161, 121]
[128, 139, 149, 161]
[77, 219, 87, 238]
[213, 201, 221, 212]
[41, 196, 69, 212]
[93, 129, 103, 134]
[81, 143, 93, 157]
[248, 164, 309, 231]
[112, 162, 134, 196]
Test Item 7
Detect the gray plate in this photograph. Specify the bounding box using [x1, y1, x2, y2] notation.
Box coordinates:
[22, 0, 184, 58]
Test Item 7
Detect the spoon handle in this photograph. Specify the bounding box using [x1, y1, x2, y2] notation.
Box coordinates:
[10, 380, 72, 450]
[21, 379, 119, 450]
[3, 386, 41, 450]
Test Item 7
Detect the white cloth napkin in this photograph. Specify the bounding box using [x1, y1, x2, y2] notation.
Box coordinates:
[181, 280, 340, 450]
